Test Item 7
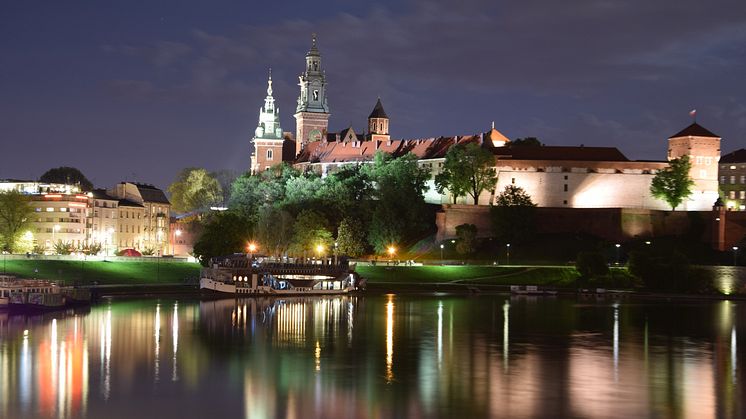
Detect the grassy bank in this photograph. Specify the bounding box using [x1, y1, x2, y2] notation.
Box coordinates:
[1, 259, 201, 285]
[357, 265, 582, 287]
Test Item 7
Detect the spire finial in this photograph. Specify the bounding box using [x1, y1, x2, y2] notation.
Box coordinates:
[312, 33, 317, 49]
[266, 68, 273, 96]
[491, 121, 495, 130]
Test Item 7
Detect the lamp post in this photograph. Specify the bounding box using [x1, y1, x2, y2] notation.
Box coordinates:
[248, 242, 257, 262]
[174, 229, 182, 257]
[440, 244, 444, 263]
[388, 246, 396, 263]
[506, 243, 511, 265]
[316, 244, 325, 264]
[615, 243, 621, 265]
[334, 241, 338, 266]
[733, 246, 739, 266]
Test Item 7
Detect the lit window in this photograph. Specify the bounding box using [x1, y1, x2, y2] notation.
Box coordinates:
[46, 208, 53, 212]
[60, 208, 67, 212]
[731, 165, 737, 170]
[721, 176, 727, 184]
[730, 191, 736, 199]
[741, 175, 745, 184]
[731, 176, 737, 184]
[741, 191, 745, 200]
[267, 149, 273, 160]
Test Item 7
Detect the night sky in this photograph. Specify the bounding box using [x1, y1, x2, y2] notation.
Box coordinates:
[2, 1, 745, 190]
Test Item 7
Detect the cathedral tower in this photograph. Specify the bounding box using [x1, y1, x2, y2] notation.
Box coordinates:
[294, 34, 330, 156]
[368, 98, 390, 142]
[250, 70, 287, 174]
[667, 122, 721, 210]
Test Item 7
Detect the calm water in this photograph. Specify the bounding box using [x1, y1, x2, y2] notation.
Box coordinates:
[0, 295, 744, 419]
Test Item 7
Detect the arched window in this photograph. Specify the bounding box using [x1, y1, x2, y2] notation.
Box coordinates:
[267, 149, 273, 160]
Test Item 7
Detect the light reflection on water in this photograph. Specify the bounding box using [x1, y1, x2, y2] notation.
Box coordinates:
[0, 296, 743, 418]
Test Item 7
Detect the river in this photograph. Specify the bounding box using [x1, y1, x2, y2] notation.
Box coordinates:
[0, 294, 743, 418]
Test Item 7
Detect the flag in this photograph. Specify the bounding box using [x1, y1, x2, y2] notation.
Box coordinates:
[689, 109, 697, 117]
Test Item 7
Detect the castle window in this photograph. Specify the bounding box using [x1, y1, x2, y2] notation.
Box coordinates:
[267, 149, 273, 160]
[730, 191, 736, 199]
[721, 176, 726, 184]
[313, 90, 319, 101]
[731, 176, 736, 184]
[696, 156, 703, 165]
[564, 184, 568, 192]
[741, 191, 745, 200]
[731, 165, 737, 170]
[741, 175, 745, 184]
[705, 157, 712, 165]
[563, 200, 568, 205]
[511, 178, 515, 184]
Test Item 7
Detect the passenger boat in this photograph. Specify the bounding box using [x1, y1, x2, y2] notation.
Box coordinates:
[0, 275, 91, 311]
[200, 255, 363, 296]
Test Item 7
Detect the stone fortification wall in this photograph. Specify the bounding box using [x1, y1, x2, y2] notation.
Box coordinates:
[436, 204, 712, 243]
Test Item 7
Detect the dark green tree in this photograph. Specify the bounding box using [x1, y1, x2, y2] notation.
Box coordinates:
[255, 206, 294, 257]
[337, 217, 367, 258]
[40, 167, 94, 191]
[168, 168, 223, 213]
[192, 212, 252, 266]
[0, 190, 33, 252]
[289, 209, 333, 257]
[576, 251, 609, 281]
[650, 156, 694, 210]
[366, 152, 431, 253]
[491, 185, 537, 243]
[435, 143, 496, 205]
[455, 223, 478, 255]
[510, 137, 543, 147]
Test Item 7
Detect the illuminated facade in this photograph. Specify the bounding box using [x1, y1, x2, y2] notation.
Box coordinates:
[107, 182, 171, 254]
[250, 71, 294, 174]
[718, 148, 746, 210]
[293, 34, 331, 156]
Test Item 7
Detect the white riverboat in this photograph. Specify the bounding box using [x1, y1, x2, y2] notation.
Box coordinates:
[200, 255, 363, 296]
[0, 275, 91, 310]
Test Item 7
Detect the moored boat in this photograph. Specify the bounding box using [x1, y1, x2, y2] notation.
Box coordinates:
[200, 255, 363, 296]
[0, 275, 91, 311]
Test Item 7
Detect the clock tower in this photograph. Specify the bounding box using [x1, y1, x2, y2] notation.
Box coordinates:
[294, 34, 330, 156]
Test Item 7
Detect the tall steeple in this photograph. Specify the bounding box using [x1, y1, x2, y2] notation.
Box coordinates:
[294, 34, 331, 156]
[254, 69, 283, 139]
[368, 98, 390, 142]
[251, 69, 286, 174]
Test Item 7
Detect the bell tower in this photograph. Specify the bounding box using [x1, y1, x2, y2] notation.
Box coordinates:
[667, 122, 721, 210]
[368, 98, 390, 142]
[294, 34, 330, 156]
[250, 70, 286, 174]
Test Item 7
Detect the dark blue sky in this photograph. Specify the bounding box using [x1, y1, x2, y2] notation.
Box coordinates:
[2, 0, 745, 189]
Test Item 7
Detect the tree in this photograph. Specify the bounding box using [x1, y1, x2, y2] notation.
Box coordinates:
[0, 190, 34, 252]
[366, 152, 431, 253]
[510, 137, 543, 147]
[455, 223, 478, 255]
[434, 146, 469, 204]
[576, 251, 609, 281]
[288, 209, 333, 257]
[192, 212, 252, 266]
[491, 185, 537, 243]
[650, 156, 695, 210]
[255, 206, 294, 257]
[435, 143, 497, 205]
[337, 217, 367, 257]
[40, 167, 94, 191]
[168, 168, 223, 213]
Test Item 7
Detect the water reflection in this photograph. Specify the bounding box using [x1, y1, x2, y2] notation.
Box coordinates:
[0, 296, 743, 418]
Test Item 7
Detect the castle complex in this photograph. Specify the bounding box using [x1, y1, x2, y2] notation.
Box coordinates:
[250, 36, 723, 211]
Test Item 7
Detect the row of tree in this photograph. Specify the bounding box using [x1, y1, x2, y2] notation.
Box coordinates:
[191, 152, 433, 265]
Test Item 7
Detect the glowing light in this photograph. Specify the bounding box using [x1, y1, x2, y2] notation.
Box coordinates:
[154, 304, 161, 383]
[23, 231, 33, 240]
[172, 302, 179, 382]
[248, 243, 257, 253]
[315, 341, 321, 372]
[613, 303, 619, 382]
[503, 300, 509, 371]
[385, 294, 395, 383]
[732, 325, 737, 385]
[175, 229, 182, 237]
[387, 246, 396, 257]
[437, 301, 443, 367]
[69, 203, 87, 208]
[316, 244, 324, 254]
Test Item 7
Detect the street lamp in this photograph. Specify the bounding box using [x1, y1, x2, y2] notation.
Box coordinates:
[316, 244, 325, 264]
[733, 246, 739, 266]
[387, 246, 396, 263]
[615, 243, 621, 265]
[334, 241, 338, 266]
[248, 242, 257, 261]
[440, 243, 444, 262]
[506, 243, 511, 265]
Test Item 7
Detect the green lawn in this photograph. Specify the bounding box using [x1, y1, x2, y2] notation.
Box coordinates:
[1, 259, 201, 285]
[357, 265, 581, 287]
